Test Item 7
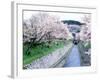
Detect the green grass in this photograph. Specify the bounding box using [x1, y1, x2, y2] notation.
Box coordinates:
[23, 40, 70, 65]
[84, 41, 91, 50]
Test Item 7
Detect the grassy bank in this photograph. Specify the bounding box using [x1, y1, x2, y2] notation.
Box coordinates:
[23, 40, 71, 65]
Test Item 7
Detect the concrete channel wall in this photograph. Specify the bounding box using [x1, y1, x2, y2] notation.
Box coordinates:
[24, 43, 73, 69]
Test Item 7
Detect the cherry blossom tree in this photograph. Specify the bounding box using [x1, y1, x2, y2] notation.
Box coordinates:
[79, 14, 91, 42]
[23, 13, 70, 44]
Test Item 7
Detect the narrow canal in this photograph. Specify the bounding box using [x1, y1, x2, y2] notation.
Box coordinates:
[63, 45, 81, 67]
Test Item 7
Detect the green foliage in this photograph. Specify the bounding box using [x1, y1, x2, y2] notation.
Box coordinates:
[84, 41, 91, 51]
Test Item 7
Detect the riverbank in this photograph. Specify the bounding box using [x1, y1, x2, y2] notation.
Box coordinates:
[78, 42, 91, 66]
[23, 42, 73, 69]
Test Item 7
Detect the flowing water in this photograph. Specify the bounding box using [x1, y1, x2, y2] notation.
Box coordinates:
[64, 45, 81, 67]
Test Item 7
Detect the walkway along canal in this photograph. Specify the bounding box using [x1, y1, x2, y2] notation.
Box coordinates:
[63, 45, 81, 67]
